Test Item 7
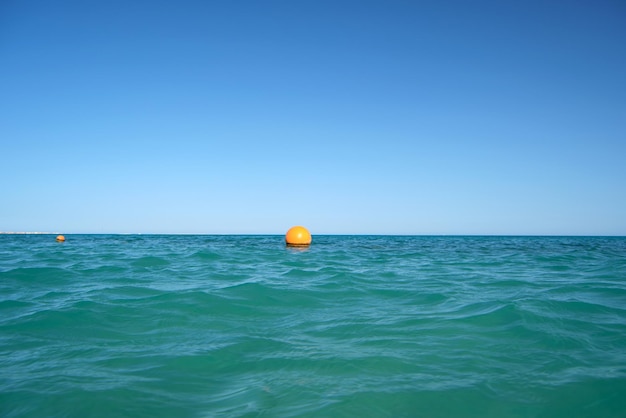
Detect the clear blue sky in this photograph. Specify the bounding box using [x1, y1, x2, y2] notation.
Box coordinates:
[1, 0, 625, 235]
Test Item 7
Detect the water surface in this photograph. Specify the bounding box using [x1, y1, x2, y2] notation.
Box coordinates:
[1, 235, 625, 417]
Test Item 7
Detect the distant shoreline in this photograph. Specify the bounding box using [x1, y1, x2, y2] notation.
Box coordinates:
[0, 232, 56, 235]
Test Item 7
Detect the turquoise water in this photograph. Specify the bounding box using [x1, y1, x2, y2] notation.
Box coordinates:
[1, 235, 626, 417]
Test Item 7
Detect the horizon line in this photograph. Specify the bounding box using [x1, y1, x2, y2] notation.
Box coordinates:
[2, 232, 625, 238]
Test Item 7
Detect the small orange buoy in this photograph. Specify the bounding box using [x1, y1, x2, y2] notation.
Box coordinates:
[285, 226, 311, 246]
[56, 235, 65, 242]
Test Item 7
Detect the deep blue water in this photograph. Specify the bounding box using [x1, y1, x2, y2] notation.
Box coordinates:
[1, 234, 626, 417]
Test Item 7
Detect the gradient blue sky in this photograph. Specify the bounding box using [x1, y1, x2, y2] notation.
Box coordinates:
[1, 0, 625, 235]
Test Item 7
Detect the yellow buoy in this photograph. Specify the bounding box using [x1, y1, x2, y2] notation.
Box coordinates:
[285, 226, 311, 246]
[56, 235, 65, 242]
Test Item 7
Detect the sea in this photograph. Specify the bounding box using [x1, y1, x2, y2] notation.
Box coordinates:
[1, 234, 625, 418]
